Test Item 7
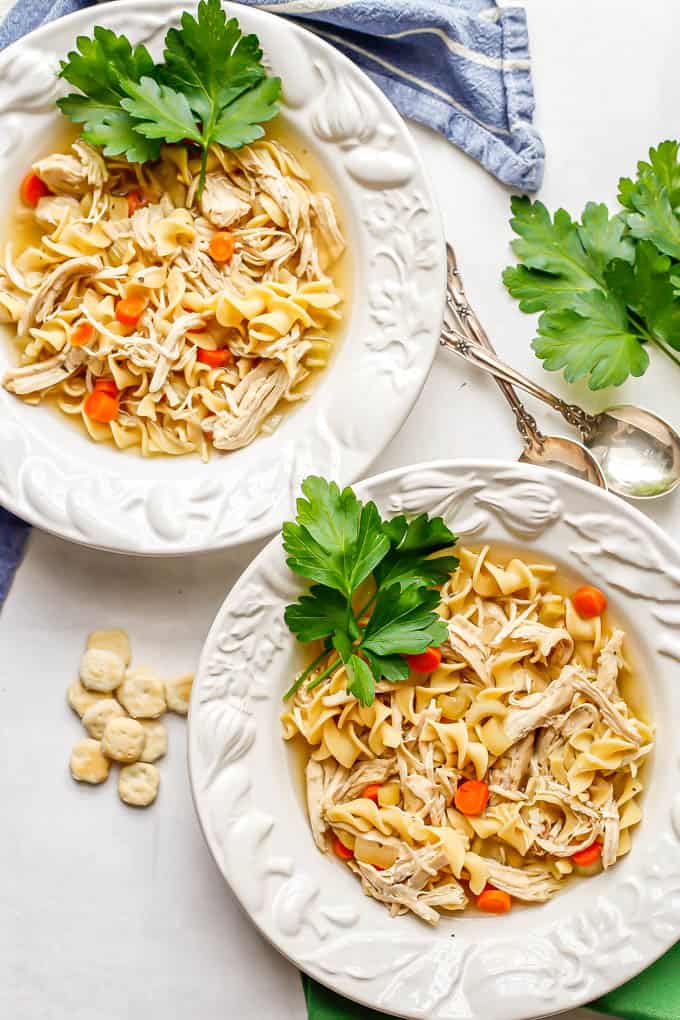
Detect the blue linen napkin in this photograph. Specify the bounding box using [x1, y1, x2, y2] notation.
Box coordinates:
[0, 508, 29, 607]
[0, 0, 544, 191]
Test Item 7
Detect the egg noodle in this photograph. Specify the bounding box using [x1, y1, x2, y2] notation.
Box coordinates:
[0, 136, 344, 458]
[282, 546, 653, 924]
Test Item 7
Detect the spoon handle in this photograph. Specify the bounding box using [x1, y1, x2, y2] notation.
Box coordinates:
[443, 247, 546, 450]
[441, 324, 596, 434]
[444, 243, 597, 439]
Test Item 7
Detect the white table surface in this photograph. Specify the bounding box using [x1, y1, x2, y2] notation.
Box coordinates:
[2, 0, 679, 1017]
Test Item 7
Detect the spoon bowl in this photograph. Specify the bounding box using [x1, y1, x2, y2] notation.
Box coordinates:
[585, 404, 680, 499]
[519, 434, 608, 487]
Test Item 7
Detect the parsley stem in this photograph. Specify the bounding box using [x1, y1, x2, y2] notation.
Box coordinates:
[282, 646, 329, 701]
[356, 590, 378, 620]
[648, 335, 680, 369]
[306, 656, 342, 692]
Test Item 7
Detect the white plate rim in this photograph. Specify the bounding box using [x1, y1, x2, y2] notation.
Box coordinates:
[188, 457, 680, 1020]
[0, 0, 445, 555]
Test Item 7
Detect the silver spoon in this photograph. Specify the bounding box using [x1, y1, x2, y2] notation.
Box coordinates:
[442, 245, 607, 490]
[443, 243, 680, 501]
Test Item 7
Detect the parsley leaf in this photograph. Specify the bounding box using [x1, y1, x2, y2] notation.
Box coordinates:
[283, 478, 456, 706]
[360, 585, 447, 657]
[57, 28, 161, 162]
[213, 78, 282, 148]
[618, 141, 680, 258]
[532, 290, 649, 389]
[503, 194, 672, 388]
[621, 171, 680, 260]
[345, 655, 375, 707]
[503, 198, 633, 314]
[57, 0, 281, 194]
[375, 513, 458, 590]
[283, 477, 389, 598]
[619, 141, 680, 210]
[363, 651, 410, 684]
[605, 240, 680, 350]
[284, 585, 358, 643]
[162, 6, 265, 122]
[119, 78, 201, 143]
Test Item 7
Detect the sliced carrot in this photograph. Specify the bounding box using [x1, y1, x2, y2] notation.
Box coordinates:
[208, 231, 236, 263]
[361, 784, 381, 804]
[454, 779, 489, 816]
[197, 347, 233, 368]
[126, 189, 146, 216]
[20, 171, 51, 208]
[477, 886, 512, 914]
[406, 647, 442, 673]
[71, 321, 95, 348]
[332, 836, 353, 861]
[572, 585, 607, 619]
[572, 840, 602, 867]
[115, 296, 147, 327]
[94, 378, 119, 397]
[83, 390, 119, 424]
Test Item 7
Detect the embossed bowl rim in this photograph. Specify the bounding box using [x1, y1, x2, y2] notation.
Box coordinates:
[0, 0, 445, 554]
[189, 457, 680, 1020]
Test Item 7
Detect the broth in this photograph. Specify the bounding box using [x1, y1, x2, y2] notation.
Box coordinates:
[284, 542, 652, 918]
[1, 116, 351, 457]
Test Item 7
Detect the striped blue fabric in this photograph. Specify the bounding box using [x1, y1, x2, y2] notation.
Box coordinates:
[0, 0, 544, 191]
[0, 508, 29, 609]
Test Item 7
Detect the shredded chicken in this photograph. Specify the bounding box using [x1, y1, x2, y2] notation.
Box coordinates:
[200, 173, 251, 228]
[205, 362, 290, 451]
[17, 255, 102, 338]
[596, 629, 625, 697]
[481, 859, 562, 902]
[4, 348, 87, 395]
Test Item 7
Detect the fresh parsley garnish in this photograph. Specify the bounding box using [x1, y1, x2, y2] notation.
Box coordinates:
[57, 0, 281, 194]
[282, 477, 457, 707]
[503, 141, 680, 389]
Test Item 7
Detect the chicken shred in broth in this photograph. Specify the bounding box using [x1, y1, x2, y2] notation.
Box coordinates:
[0, 135, 345, 458]
[282, 546, 653, 924]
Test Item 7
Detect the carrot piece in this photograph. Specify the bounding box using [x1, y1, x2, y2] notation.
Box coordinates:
[94, 378, 119, 397]
[572, 840, 602, 867]
[406, 647, 442, 673]
[454, 779, 489, 816]
[71, 321, 95, 348]
[361, 783, 381, 804]
[115, 296, 147, 327]
[83, 390, 119, 424]
[572, 585, 607, 619]
[20, 171, 51, 208]
[197, 347, 233, 367]
[208, 231, 236, 263]
[126, 189, 146, 216]
[332, 836, 354, 861]
[477, 886, 512, 914]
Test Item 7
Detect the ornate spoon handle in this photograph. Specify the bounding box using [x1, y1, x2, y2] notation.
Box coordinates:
[441, 324, 597, 435]
[443, 243, 598, 439]
[443, 244, 545, 449]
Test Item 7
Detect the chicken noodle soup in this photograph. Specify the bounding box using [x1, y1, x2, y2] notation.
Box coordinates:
[281, 546, 653, 924]
[0, 132, 345, 458]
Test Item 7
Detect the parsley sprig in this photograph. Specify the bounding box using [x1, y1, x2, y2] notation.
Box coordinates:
[282, 477, 458, 706]
[503, 141, 680, 389]
[57, 0, 281, 195]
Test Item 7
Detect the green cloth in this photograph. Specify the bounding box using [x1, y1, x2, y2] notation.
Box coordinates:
[303, 943, 680, 1020]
